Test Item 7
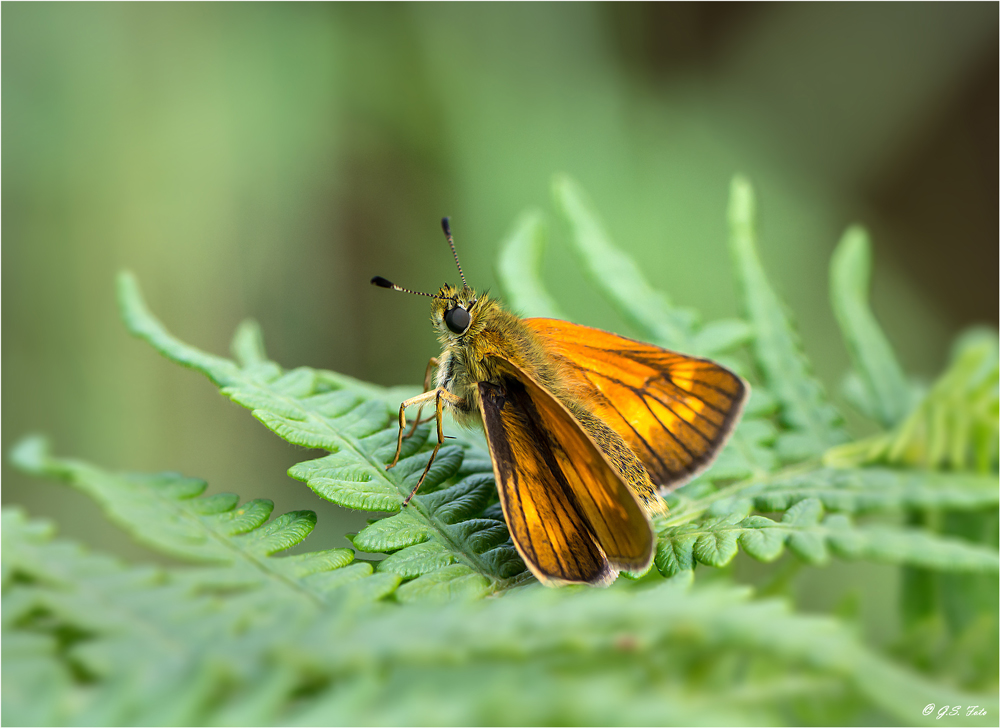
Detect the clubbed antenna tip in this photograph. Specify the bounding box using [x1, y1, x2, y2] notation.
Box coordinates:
[441, 217, 467, 287]
[370, 275, 453, 301]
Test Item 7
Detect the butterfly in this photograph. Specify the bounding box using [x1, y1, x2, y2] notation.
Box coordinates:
[371, 218, 748, 586]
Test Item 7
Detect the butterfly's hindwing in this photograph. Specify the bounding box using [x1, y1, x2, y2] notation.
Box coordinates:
[477, 366, 654, 586]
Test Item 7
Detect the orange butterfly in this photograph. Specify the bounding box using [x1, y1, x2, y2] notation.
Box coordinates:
[372, 219, 748, 586]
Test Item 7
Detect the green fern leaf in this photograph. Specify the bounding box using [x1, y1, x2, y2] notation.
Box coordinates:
[496, 209, 566, 318]
[690, 317, 755, 356]
[829, 226, 914, 427]
[826, 330, 999, 472]
[552, 174, 756, 360]
[700, 413, 780, 482]
[823, 514, 998, 572]
[783, 498, 830, 565]
[8, 437, 360, 604]
[353, 510, 430, 552]
[394, 563, 492, 603]
[0, 629, 72, 727]
[301, 575, 997, 726]
[117, 272, 529, 594]
[691, 514, 743, 567]
[552, 173, 697, 349]
[378, 540, 456, 577]
[654, 532, 699, 576]
[6, 501, 998, 726]
[728, 176, 848, 458]
[655, 496, 997, 577]
[737, 515, 787, 561]
[743, 466, 999, 514]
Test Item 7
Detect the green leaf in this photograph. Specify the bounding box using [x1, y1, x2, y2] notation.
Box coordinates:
[118, 271, 244, 387]
[378, 540, 456, 578]
[394, 563, 491, 603]
[496, 210, 566, 318]
[117, 272, 529, 591]
[727, 176, 847, 457]
[737, 515, 787, 561]
[783, 499, 829, 564]
[824, 514, 999, 573]
[552, 174, 696, 349]
[829, 226, 914, 427]
[691, 515, 742, 567]
[743, 466, 999, 514]
[8, 437, 357, 604]
[654, 532, 699, 577]
[353, 510, 430, 552]
[654, 499, 997, 578]
[691, 318, 754, 356]
[700, 415, 779, 482]
[826, 329, 999, 472]
[0, 629, 73, 727]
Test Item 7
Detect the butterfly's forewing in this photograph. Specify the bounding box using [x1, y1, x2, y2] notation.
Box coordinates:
[477, 361, 654, 586]
[525, 319, 748, 490]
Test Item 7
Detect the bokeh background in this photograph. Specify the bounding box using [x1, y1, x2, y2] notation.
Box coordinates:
[4, 3, 997, 573]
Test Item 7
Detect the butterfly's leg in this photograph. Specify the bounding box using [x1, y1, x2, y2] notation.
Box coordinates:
[387, 389, 439, 470]
[403, 387, 466, 506]
[404, 357, 440, 440]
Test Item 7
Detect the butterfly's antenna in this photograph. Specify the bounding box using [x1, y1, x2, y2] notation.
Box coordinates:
[370, 276, 454, 300]
[441, 217, 468, 288]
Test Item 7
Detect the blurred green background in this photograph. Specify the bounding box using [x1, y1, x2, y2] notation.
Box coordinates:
[3, 3, 997, 565]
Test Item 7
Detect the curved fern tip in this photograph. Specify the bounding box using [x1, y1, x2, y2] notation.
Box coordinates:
[8, 435, 52, 475]
[841, 224, 870, 244]
[116, 269, 140, 301]
[950, 326, 999, 361]
[116, 270, 153, 335]
[231, 319, 268, 367]
[550, 173, 586, 207]
[832, 226, 872, 273]
[550, 171, 572, 190]
[727, 175, 756, 226]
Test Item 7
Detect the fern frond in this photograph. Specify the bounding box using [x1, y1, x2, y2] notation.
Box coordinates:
[552, 174, 699, 350]
[700, 409, 780, 483]
[1, 514, 81, 726]
[654, 497, 999, 577]
[8, 437, 368, 605]
[117, 272, 530, 596]
[747, 466, 999, 514]
[666, 466, 998, 524]
[727, 177, 848, 459]
[285, 573, 998, 727]
[829, 227, 915, 427]
[11, 507, 994, 727]
[496, 209, 566, 319]
[551, 174, 756, 359]
[826, 330, 999, 472]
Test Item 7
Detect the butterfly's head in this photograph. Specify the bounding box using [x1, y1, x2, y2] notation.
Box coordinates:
[370, 216, 493, 341]
[429, 283, 487, 340]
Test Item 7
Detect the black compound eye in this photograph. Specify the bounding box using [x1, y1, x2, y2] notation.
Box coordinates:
[445, 306, 471, 334]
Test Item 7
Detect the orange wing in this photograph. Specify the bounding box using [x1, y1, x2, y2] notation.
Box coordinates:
[477, 360, 654, 586]
[525, 318, 748, 490]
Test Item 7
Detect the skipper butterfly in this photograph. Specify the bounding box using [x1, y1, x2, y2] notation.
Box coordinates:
[372, 219, 748, 586]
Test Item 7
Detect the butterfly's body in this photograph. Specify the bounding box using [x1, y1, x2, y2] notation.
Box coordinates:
[373, 219, 747, 587]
